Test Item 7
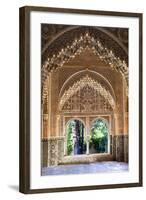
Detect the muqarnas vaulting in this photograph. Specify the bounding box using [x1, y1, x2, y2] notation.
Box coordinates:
[41, 24, 129, 175]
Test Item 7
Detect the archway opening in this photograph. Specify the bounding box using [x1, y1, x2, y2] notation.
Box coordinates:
[89, 119, 109, 154]
[66, 120, 86, 156]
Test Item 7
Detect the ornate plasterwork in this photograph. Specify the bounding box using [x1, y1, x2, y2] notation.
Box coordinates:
[42, 80, 48, 113]
[41, 26, 128, 62]
[59, 75, 115, 111]
[42, 33, 128, 94]
[41, 25, 128, 51]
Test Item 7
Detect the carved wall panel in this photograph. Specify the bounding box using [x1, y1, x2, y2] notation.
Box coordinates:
[60, 75, 114, 114]
[42, 33, 128, 94]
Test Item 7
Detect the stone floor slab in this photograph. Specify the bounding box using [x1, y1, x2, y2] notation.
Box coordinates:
[42, 161, 128, 176]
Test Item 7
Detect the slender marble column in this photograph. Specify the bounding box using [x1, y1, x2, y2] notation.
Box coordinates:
[86, 117, 90, 155]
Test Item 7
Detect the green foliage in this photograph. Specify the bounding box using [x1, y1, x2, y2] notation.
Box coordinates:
[66, 123, 74, 155]
[90, 120, 108, 153]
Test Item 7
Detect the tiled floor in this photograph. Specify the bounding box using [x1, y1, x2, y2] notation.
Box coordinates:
[42, 161, 128, 176]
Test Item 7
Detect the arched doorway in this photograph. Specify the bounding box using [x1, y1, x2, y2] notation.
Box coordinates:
[66, 119, 86, 156]
[89, 119, 109, 154]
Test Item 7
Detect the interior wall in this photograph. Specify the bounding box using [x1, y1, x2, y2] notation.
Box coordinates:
[42, 59, 128, 166]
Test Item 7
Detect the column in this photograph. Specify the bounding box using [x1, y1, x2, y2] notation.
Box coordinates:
[48, 74, 51, 138]
[56, 115, 60, 136]
[86, 117, 90, 155]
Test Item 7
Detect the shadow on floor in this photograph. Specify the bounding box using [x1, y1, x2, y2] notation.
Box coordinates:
[8, 185, 19, 192]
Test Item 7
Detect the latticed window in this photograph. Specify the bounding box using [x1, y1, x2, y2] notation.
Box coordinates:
[62, 84, 113, 113]
[59, 75, 115, 113]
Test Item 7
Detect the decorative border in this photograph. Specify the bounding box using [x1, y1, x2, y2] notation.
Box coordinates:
[19, 6, 143, 194]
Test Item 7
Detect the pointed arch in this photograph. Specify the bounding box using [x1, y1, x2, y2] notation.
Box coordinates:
[42, 33, 128, 94]
[59, 69, 116, 101]
[42, 26, 127, 55]
[59, 75, 115, 110]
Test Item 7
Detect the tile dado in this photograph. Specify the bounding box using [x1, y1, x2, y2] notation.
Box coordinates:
[41, 138, 64, 167]
[41, 135, 128, 167]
